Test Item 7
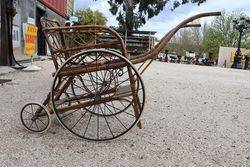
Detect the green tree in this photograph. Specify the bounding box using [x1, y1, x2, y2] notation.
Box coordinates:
[190, 22, 208, 55]
[241, 29, 250, 49]
[204, 12, 249, 57]
[166, 22, 207, 56]
[166, 12, 249, 58]
[106, 0, 207, 31]
[75, 8, 107, 25]
[168, 28, 193, 56]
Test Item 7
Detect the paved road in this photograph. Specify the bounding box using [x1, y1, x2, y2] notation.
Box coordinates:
[0, 60, 249, 166]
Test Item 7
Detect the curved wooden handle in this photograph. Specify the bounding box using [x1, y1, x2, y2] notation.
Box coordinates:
[183, 24, 201, 28]
[131, 11, 221, 64]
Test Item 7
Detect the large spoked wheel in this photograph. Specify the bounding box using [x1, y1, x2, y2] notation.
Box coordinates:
[51, 49, 145, 141]
[20, 102, 51, 133]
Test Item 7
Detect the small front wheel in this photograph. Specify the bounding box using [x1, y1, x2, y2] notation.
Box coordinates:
[20, 102, 51, 133]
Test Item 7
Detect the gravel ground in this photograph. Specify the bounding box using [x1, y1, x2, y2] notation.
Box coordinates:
[0, 60, 249, 166]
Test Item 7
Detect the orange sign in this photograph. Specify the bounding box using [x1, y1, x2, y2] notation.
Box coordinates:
[24, 24, 38, 56]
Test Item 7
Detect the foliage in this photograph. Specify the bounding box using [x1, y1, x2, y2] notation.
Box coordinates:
[203, 12, 237, 57]
[240, 29, 250, 49]
[73, 8, 107, 44]
[172, 0, 206, 9]
[105, 0, 207, 31]
[75, 8, 107, 25]
[167, 29, 194, 56]
[167, 12, 250, 58]
[166, 22, 207, 56]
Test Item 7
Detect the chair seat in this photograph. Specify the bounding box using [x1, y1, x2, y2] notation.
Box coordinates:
[114, 85, 132, 98]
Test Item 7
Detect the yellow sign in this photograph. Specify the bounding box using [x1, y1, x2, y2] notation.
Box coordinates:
[24, 24, 38, 56]
[230, 51, 235, 62]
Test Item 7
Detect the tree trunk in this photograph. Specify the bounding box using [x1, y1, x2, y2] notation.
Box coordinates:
[124, 0, 134, 31]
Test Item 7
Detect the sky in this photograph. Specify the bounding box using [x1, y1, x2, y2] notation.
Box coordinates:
[74, 0, 250, 38]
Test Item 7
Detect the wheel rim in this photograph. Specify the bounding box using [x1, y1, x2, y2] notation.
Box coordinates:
[51, 49, 145, 141]
[20, 103, 51, 133]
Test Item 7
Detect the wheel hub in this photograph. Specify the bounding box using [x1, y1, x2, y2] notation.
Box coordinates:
[95, 91, 102, 100]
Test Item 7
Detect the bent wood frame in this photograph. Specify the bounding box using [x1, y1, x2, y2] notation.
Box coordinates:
[40, 12, 221, 130]
[42, 12, 220, 76]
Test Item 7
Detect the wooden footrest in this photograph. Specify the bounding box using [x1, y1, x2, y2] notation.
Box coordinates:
[114, 85, 132, 98]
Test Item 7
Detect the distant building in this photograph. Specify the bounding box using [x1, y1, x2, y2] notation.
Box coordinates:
[36, 0, 68, 57]
[0, 0, 74, 62]
[100, 30, 156, 56]
[218, 46, 250, 68]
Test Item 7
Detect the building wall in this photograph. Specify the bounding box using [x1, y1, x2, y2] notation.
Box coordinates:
[218, 46, 249, 68]
[12, 0, 68, 61]
[38, 0, 67, 18]
[13, 0, 36, 60]
[36, 1, 68, 56]
[36, 1, 67, 25]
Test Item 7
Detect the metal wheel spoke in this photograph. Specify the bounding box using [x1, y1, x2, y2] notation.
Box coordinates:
[104, 103, 127, 130]
[119, 100, 127, 108]
[28, 121, 34, 129]
[31, 105, 34, 115]
[70, 111, 87, 130]
[100, 105, 114, 137]
[95, 71, 103, 83]
[34, 120, 40, 130]
[83, 114, 92, 137]
[37, 118, 47, 126]
[72, 82, 88, 92]
[100, 70, 104, 79]
[123, 111, 135, 117]
[23, 110, 33, 115]
[88, 73, 99, 91]
[76, 77, 92, 83]
[103, 70, 109, 83]
[61, 109, 80, 120]
[116, 75, 136, 88]
[105, 103, 122, 112]
[91, 105, 97, 114]
[97, 105, 100, 139]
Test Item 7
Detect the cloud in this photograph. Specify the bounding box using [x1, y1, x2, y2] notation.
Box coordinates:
[74, 0, 250, 38]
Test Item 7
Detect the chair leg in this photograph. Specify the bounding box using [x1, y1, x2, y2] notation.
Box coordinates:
[127, 67, 142, 129]
[41, 93, 53, 114]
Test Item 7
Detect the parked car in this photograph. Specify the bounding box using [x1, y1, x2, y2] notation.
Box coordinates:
[169, 55, 178, 63]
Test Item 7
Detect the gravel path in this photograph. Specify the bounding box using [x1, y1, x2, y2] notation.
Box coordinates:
[0, 60, 249, 166]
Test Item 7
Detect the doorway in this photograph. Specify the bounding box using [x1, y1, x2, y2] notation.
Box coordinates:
[36, 7, 46, 56]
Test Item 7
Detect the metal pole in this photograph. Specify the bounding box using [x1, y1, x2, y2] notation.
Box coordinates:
[231, 17, 249, 69]
[236, 29, 243, 54]
[232, 29, 243, 68]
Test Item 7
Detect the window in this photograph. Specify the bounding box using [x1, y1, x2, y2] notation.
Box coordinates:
[16, 31, 19, 41]
[12, 31, 16, 41]
[12, 30, 19, 42]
